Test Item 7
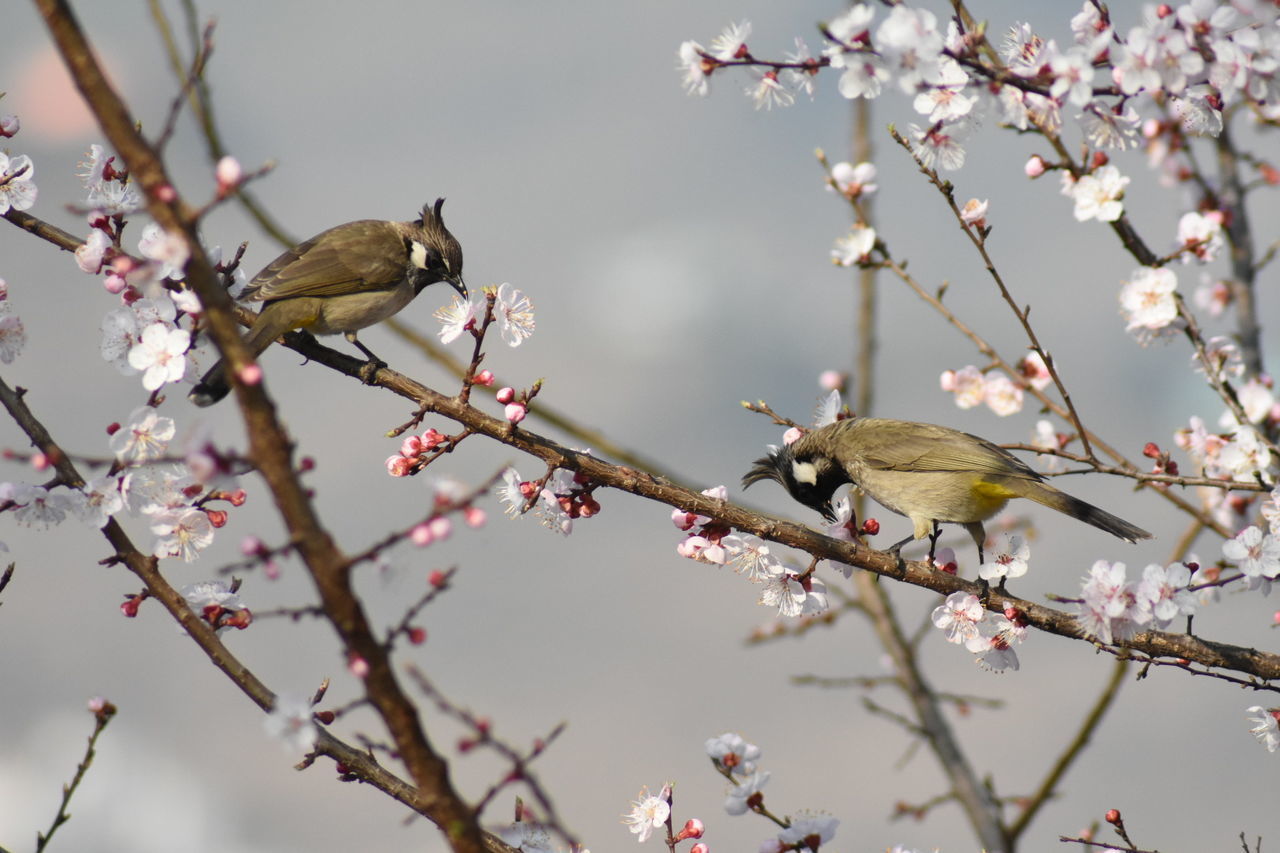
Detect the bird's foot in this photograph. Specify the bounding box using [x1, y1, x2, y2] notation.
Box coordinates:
[358, 358, 387, 385]
[976, 577, 992, 608]
[887, 543, 907, 573]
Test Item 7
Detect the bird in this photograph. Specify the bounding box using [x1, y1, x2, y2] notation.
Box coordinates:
[189, 198, 466, 406]
[742, 417, 1152, 563]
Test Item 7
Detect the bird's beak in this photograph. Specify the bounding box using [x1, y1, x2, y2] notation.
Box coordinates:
[449, 277, 468, 300]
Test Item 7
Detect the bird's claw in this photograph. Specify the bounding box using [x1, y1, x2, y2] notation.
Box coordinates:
[358, 359, 387, 385]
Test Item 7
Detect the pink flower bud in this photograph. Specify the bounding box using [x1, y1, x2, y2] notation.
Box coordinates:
[103, 273, 127, 294]
[1024, 155, 1046, 178]
[347, 654, 369, 678]
[215, 156, 243, 190]
[428, 516, 452, 541]
[463, 505, 486, 527]
[237, 363, 263, 386]
[505, 402, 527, 424]
[475, 369, 495, 386]
[400, 435, 424, 458]
[0, 115, 19, 137]
[156, 184, 177, 203]
[386, 455, 414, 477]
[782, 427, 803, 445]
[31, 452, 49, 471]
[818, 370, 844, 391]
[496, 386, 516, 404]
[676, 819, 705, 841]
[410, 522, 434, 546]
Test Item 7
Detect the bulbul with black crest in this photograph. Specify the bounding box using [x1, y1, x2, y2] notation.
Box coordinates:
[189, 198, 466, 406]
[743, 417, 1152, 563]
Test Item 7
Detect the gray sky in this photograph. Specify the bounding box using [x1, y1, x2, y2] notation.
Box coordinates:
[1, 2, 1277, 852]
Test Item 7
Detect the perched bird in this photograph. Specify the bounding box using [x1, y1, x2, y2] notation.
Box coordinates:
[742, 417, 1152, 562]
[189, 198, 466, 406]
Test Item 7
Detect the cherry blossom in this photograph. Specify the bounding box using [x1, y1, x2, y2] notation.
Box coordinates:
[0, 152, 36, 214]
[622, 786, 670, 843]
[127, 322, 191, 391]
[494, 283, 535, 346]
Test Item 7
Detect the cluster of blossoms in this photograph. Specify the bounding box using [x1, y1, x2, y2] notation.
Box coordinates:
[2, 405, 243, 564]
[702, 733, 839, 851]
[435, 282, 535, 348]
[680, 3, 1280, 161]
[931, 590, 1027, 672]
[0, 140, 252, 581]
[680, 6, 1280, 518]
[673, 486, 830, 618]
[386, 427, 452, 477]
[939, 353, 1052, 417]
[1074, 558, 1203, 645]
[75, 144, 252, 398]
[1173, 418, 1276, 529]
[499, 464, 600, 536]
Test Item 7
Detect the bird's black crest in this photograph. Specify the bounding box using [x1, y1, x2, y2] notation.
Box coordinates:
[412, 197, 465, 295]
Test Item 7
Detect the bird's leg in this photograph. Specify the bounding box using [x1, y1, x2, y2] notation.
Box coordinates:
[927, 521, 941, 563]
[962, 521, 987, 567]
[345, 331, 387, 384]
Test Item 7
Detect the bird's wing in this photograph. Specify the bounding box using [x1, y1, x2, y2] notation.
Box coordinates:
[853, 420, 1044, 481]
[243, 221, 407, 303]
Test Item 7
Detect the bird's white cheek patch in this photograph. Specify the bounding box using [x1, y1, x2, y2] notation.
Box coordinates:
[792, 461, 819, 486]
[409, 241, 428, 269]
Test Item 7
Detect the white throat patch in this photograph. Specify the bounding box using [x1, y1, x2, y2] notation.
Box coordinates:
[791, 460, 819, 486]
[409, 240, 428, 269]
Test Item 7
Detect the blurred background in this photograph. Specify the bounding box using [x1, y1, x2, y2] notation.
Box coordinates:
[1, 1, 1277, 851]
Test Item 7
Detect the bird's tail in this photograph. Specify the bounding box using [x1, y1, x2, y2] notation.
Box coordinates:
[1014, 479, 1152, 543]
[188, 308, 291, 407]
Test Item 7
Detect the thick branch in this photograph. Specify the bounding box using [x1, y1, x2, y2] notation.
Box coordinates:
[32, 2, 486, 849]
